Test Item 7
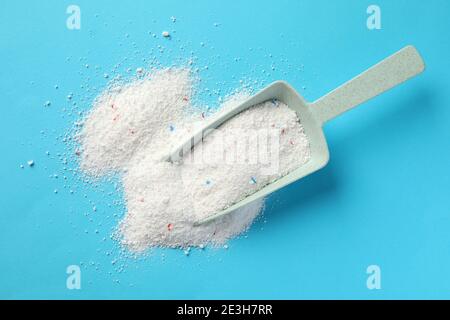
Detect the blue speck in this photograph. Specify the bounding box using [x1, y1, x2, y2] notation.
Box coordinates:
[250, 177, 257, 184]
[169, 124, 175, 132]
[271, 99, 278, 106]
[205, 180, 211, 185]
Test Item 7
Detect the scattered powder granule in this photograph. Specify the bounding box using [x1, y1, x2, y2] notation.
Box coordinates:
[78, 67, 311, 253]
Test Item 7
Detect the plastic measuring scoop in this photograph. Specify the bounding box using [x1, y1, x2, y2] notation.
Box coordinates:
[165, 45, 425, 225]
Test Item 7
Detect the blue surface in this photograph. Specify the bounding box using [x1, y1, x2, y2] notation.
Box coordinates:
[1, 0, 450, 299]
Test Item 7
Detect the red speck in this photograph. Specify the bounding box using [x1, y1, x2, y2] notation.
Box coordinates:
[111, 104, 115, 109]
[139, 198, 144, 202]
[167, 223, 173, 231]
[75, 150, 81, 156]
[129, 129, 136, 134]
[113, 114, 120, 121]
[290, 140, 295, 145]
[271, 124, 275, 128]
[281, 128, 286, 134]
[182, 96, 189, 102]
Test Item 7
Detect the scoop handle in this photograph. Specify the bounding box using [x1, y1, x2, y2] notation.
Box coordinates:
[310, 45, 425, 125]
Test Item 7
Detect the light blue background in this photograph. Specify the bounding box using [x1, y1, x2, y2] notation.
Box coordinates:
[1, 0, 449, 299]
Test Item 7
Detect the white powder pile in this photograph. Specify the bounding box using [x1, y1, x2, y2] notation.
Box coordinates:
[79, 68, 194, 176]
[78, 67, 311, 252]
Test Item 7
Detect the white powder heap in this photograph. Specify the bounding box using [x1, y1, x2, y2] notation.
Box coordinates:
[80, 68, 193, 176]
[79, 67, 311, 252]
